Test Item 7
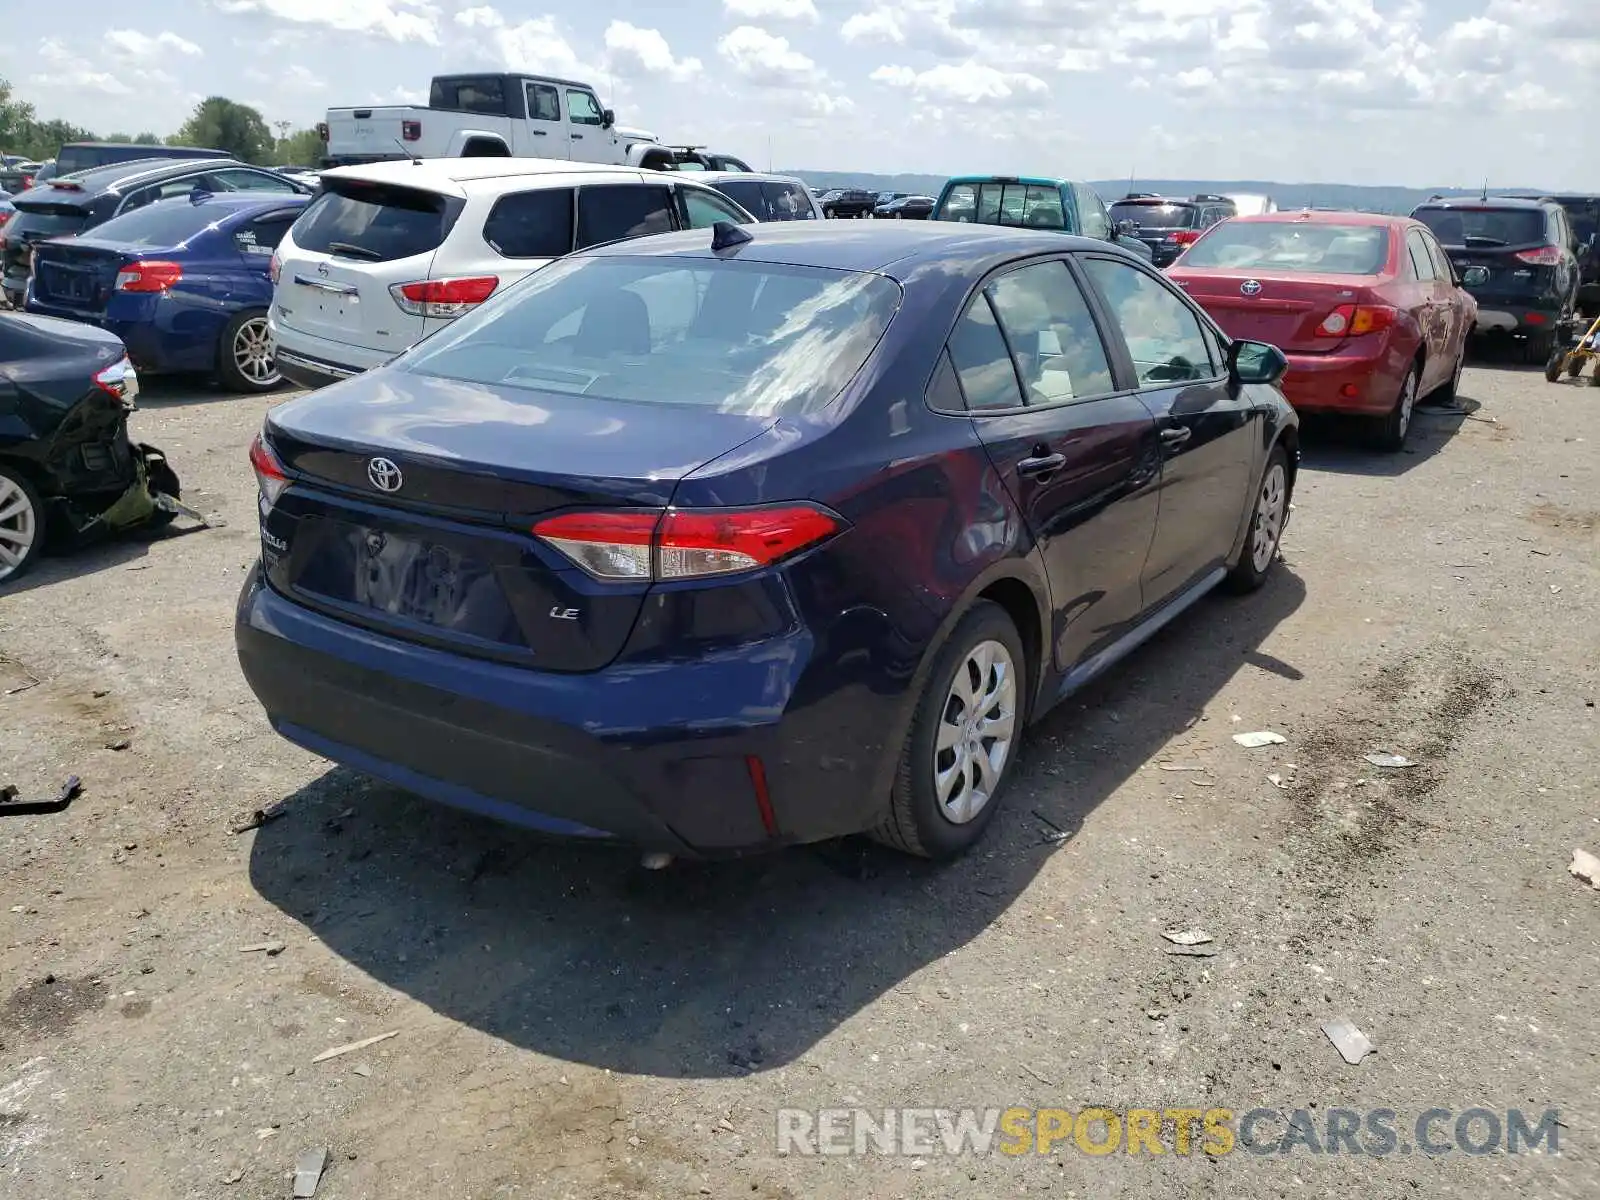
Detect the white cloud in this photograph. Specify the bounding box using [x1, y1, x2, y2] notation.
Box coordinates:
[717, 25, 819, 85]
[870, 61, 1048, 105]
[724, 0, 820, 22]
[211, 0, 439, 45]
[451, 8, 596, 81]
[30, 38, 134, 96]
[840, 9, 904, 42]
[105, 30, 204, 58]
[603, 22, 702, 82]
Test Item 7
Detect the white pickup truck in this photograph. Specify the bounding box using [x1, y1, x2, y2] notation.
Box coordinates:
[321, 72, 636, 168]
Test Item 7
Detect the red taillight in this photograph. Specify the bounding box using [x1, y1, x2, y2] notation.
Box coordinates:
[1167, 230, 1202, 246]
[532, 504, 844, 581]
[21, 175, 34, 189]
[269, 250, 281, 286]
[115, 260, 183, 293]
[316, 122, 329, 141]
[1315, 303, 1396, 338]
[1524, 311, 1548, 325]
[389, 275, 499, 318]
[249, 432, 290, 508]
[1513, 245, 1562, 266]
[401, 120, 422, 141]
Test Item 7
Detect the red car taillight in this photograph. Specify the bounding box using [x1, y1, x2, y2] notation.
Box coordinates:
[115, 260, 184, 293]
[1315, 303, 1396, 338]
[249, 432, 291, 508]
[388, 275, 499, 318]
[402, 119, 422, 141]
[1166, 230, 1202, 246]
[1513, 245, 1563, 266]
[532, 505, 844, 581]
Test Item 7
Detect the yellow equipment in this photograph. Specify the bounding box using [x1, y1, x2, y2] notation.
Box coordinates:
[1547, 312, 1600, 386]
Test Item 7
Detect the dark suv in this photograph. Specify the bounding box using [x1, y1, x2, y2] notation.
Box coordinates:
[1542, 195, 1598, 315]
[1108, 193, 1236, 267]
[1, 158, 307, 307]
[819, 188, 877, 219]
[1411, 195, 1581, 360]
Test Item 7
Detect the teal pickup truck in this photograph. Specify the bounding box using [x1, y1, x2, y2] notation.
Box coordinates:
[932, 175, 1153, 260]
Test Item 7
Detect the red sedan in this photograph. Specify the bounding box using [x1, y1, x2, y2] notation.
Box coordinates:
[1167, 211, 1478, 450]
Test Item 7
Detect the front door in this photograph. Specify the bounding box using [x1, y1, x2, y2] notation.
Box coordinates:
[564, 88, 614, 162]
[1077, 254, 1260, 608]
[952, 258, 1163, 671]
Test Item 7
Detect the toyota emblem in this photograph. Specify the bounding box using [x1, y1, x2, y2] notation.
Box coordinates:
[367, 457, 403, 492]
[1240, 279, 1263, 296]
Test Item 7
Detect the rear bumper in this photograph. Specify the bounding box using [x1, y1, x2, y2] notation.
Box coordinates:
[1277, 343, 1403, 416]
[269, 319, 391, 389]
[235, 568, 853, 856]
[1469, 302, 1563, 336]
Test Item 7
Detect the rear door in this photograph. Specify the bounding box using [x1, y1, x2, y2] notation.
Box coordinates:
[1418, 227, 1468, 366]
[573, 182, 674, 249]
[953, 257, 1163, 670]
[1403, 226, 1448, 389]
[273, 177, 463, 355]
[1078, 254, 1257, 608]
[521, 82, 568, 158]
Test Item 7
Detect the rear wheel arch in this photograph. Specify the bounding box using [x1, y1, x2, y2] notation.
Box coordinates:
[459, 137, 510, 158]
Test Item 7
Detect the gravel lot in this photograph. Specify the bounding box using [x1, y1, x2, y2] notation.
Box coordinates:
[1, 358, 1596, 1199]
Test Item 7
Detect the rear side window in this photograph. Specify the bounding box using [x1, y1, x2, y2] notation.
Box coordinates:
[1405, 229, 1437, 280]
[986, 261, 1115, 402]
[764, 182, 814, 220]
[291, 180, 458, 262]
[526, 83, 560, 122]
[948, 294, 1024, 411]
[1412, 206, 1547, 248]
[483, 188, 574, 258]
[710, 179, 767, 218]
[77, 198, 217, 247]
[575, 185, 673, 250]
[429, 76, 506, 116]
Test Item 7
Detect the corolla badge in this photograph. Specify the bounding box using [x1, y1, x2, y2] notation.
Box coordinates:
[1240, 279, 1263, 296]
[367, 457, 403, 492]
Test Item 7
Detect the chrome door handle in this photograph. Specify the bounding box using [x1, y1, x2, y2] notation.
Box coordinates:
[1160, 426, 1192, 448]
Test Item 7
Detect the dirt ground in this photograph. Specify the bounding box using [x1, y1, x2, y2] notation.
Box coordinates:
[1, 357, 1596, 1199]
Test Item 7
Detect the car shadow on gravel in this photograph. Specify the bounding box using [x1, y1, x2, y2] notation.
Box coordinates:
[248, 570, 1306, 1079]
[1296, 394, 1477, 477]
[0, 521, 211, 597]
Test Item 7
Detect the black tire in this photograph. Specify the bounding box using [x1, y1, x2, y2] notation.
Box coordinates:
[1434, 345, 1465, 403]
[1566, 355, 1584, 378]
[217, 309, 282, 394]
[1545, 346, 1568, 383]
[1370, 363, 1419, 452]
[872, 601, 1027, 860]
[1590, 366, 1600, 388]
[1224, 443, 1290, 594]
[0, 463, 46, 586]
[1522, 330, 1554, 365]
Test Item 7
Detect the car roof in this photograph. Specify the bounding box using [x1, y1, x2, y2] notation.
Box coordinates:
[1415, 195, 1552, 210]
[692, 170, 808, 186]
[50, 157, 243, 191]
[1218, 210, 1406, 227]
[945, 175, 1071, 188]
[319, 157, 658, 196]
[579, 220, 1112, 277]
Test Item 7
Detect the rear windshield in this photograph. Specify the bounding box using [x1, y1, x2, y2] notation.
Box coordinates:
[401, 256, 902, 417]
[1412, 206, 1546, 247]
[84, 198, 224, 248]
[1181, 221, 1391, 274]
[291, 179, 458, 262]
[8, 207, 89, 236]
[937, 182, 1068, 230]
[1109, 202, 1198, 230]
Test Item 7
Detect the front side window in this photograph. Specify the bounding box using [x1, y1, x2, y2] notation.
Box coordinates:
[400, 256, 901, 417]
[1082, 257, 1216, 386]
[986, 260, 1114, 403]
[527, 83, 561, 122]
[121, 176, 206, 211]
[567, 90, 604, 126]
[483, 188, 574, 258]
[679, 186, 750, 229]
[947, 293, 1023, 411]
[574, 185, 673, 249]
[1075, 184, 1109, 239]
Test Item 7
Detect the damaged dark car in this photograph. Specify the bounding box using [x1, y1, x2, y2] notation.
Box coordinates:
[0, 312, 190, 584]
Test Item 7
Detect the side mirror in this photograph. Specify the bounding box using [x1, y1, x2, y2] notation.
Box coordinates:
[1459, 265, 1489, 287]
[1228, 339, 1288, 387]
[601, 108, 615, 129]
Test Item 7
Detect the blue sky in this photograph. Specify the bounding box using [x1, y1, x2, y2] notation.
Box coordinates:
[3, 0, 1597, 187]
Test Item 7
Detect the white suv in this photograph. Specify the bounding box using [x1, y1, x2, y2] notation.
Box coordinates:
[691, 172, 824, 222]
[268, 158, 755, 389]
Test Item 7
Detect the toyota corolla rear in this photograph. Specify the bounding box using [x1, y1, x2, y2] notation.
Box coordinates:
[236, 246, 904, 855]
[1169, 216, 1411, 415]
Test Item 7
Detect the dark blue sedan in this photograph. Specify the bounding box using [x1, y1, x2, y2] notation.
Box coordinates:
[26, 192, 309, 392]
[236, 221, 1299, 861]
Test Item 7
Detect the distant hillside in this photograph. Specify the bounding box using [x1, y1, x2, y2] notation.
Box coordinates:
[783, 172, 1555, 215]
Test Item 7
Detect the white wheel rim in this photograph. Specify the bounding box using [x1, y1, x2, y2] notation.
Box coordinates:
[1250, 463, 1287, 573]
[234, 316, 280, 386]
[933, 639, 1018, 824]
[0, 475, 38, 580]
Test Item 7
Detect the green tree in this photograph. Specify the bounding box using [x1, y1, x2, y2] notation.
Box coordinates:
[173, 96, 272, 163]
[22, 117, 97, 161]
[103, 132, 162, 144]
[272, 127, 324, 167]
[0, 77, 38, 153]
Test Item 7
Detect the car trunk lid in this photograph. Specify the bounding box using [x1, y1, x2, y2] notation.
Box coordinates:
[29, 238, 142, 314]
[1173, 269, 1380, 354]
[259, 371, 778, 672]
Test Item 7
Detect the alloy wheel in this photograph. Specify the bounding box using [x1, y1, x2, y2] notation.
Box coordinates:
[1250, 462, 1287, 574]
[233, 316, 281, 387]
[933, 639, 1018, 824]
[0, 474, 38, 582]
